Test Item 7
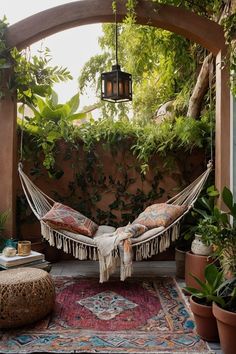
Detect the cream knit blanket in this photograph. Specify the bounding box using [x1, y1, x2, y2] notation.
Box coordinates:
[94, 224, 147, 283]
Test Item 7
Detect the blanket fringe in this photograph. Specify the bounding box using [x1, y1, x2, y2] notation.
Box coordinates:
[98, 249, 119, 283]
[41, 222, 98, 261]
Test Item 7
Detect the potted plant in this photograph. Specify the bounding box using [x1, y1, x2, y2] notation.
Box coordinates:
[197, 187, 236, 278]
[175, 185, 217, 279]
[184, 185, 219, 287]
[184, 263, 224, 341]
[191, 185, 219, 255]
[212, 277, 236, 354]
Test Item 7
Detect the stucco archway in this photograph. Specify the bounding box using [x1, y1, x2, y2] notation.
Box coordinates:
[0, 0, 230, 234]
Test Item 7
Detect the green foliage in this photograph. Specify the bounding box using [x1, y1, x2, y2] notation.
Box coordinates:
[19, 103, 210, 227]
[193, 185, 220, 237]
[76, 115, 211, 174]
[19, 91, 87, 171]
[192, 186, 236, 276]
[0, 16, 10, 98]
[222, 13, 236, 96]
[216, 277, 236, 311]
[10, 47, 72, 104]
[184, 263, 225, 306]
[152, 0, 223, 18]
[0, 17, 72, 104]
[79, 22, 198, 120]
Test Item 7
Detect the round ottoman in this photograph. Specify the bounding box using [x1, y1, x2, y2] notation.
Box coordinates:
[0, 267, 55, 328]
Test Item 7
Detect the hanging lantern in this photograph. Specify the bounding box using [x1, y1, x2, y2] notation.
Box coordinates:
[101, 5, 132, 103]
[101, 64, 132, 102]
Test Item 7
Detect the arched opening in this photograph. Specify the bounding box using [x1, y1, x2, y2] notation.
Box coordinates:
[0, 0, 230, 233]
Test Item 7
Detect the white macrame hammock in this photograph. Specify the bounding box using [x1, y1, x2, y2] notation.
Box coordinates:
[18, 161, 212, 261]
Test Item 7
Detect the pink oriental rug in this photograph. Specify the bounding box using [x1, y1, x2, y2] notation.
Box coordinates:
[0, 277, 213, 353]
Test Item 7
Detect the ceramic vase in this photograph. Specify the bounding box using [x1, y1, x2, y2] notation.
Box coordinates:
[191, 234, 212, 256]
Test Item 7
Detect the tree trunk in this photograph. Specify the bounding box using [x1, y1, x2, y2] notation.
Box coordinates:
[187, 53, 213, 119]
[186, 1, 232, 120]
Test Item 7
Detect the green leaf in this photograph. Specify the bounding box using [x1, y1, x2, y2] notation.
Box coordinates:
[220, 212, 230, 226]
[50, 90, 58, 106]
[35, 96, 47, 113]
[189, 273, 209, 292]
[33, 84, 51, 97]
[46, 131, 61, 142]
[66, 92, 80, 114]
[67, 112, 87, 121]
[207, 185, 219, 197]
[231, 204, 236, 219]
[222, 186, 233, 210]
[184, 287, 203, 296]
[199, 197, 212, 212]
[194, 208, 210, 219]
[204, 264, 219, 287]
[210, 296, 225, 307]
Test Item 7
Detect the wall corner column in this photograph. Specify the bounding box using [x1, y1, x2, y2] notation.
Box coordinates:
[0, 72, 17, 236]
[215, 49, 231, 196]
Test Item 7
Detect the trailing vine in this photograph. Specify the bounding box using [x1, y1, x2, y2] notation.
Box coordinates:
[222, 12, 236, 96]
[19, 127, 204, 228]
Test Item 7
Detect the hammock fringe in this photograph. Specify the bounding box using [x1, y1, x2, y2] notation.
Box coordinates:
[41, 222, 99, 261]
[41, 220, 180, 262]
[133, 223, 180, 260]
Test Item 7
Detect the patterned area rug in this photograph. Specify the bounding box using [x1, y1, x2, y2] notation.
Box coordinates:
[0, 276, 213, 353]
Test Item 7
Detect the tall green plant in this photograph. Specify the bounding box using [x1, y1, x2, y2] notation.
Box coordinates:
[19, 91, 89, 170]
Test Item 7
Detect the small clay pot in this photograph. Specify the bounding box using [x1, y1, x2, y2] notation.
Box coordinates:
[213, 302, 236, 354]
[190, 296, 219, 342]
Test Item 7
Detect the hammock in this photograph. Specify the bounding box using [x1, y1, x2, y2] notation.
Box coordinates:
[18, 161, 212, 262]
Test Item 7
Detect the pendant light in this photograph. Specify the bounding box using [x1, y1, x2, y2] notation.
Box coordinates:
[101, 4, 132, 103]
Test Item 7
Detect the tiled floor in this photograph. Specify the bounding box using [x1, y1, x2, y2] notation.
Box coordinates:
[51, 260, 222, 354]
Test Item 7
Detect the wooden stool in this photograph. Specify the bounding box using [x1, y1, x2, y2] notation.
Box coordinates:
[0, 267, 55, 328]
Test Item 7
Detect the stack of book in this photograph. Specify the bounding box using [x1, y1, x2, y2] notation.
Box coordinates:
[0, 251, 51, 271]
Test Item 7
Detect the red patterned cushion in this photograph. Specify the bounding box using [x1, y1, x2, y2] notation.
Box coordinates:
[42, 203, 98, 237]
[133, 203, 187, 228]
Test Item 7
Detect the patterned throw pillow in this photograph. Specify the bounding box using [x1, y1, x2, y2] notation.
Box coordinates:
[133, 203, 187, 229]
[42, 202, 98, 237]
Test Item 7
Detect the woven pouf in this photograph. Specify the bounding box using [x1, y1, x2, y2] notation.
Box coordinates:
[0, 267, 55, 329]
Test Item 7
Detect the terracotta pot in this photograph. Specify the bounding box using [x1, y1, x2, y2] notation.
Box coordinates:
[175, 247, 186, 278]
[190, 296, 219, 342]
[213, 302, 236, 354]
[185, 251, 213, 290]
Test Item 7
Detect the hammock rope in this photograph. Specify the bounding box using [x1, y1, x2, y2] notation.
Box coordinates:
[18, 161, 212, 261]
